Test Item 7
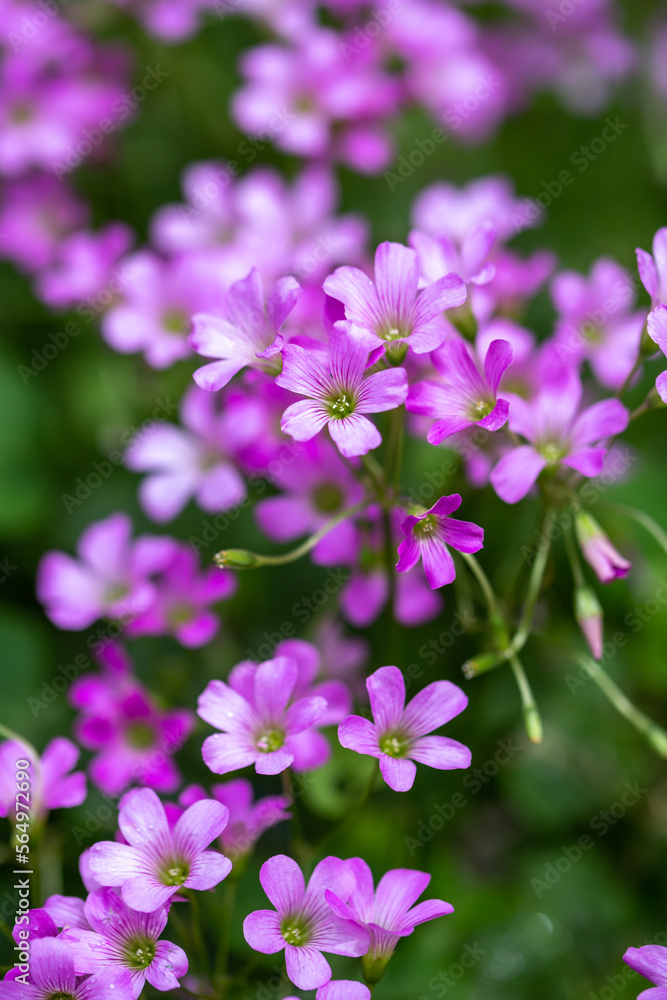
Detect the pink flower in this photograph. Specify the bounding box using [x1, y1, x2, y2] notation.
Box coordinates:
[197, 656, 328, 776]
[126, 386, 247, 523]
[127, 544, 237, 648]
[36, 513, 176, 631]
[0, 738, 86, 820]
[323, 241, 466, 354]
[646, 305, 667, 404]
[408, 338, 513, 444]
[338, 666, 471, 792]
[574, 511, 630, 584]
[0, 938, 133, 1000]
[325, 859, 453, 981]
[490, 366, 629, 504]
[623, 943, 667, 998]
[243, 855, 370, 990]
[276, 328, 408, 457]
[180, 780, 291, 861]
[88, 788, 231, 912]
[62, 889, 187, 997]
[637, 227, 667, 306]
[190, 269, 300, 391]
[409, 224, 497, 287]
[396, 494, 484, 589]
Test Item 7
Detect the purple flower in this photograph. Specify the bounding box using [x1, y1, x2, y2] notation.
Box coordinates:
[396, 494, 484, 589]
[190, 269, 300, 391]
[254, 440, 363, 566]
[338, 666, 471, 792]
[36, 224, 133, 310]
[243, 854, 370, 990]
[126, 544, 237, 648]
[490, 367, 629, 504]
[0, 937, 133, 1000]
[88, 788, 231, 912]
[36, 513, 176, 631]
[623, 944, 667, 999]
[197, 656, 328, 776]
[409, 224, 497, 287]
[276, 328, 408, 457]
[70, 643, 194, 796]
[0, 176, 88, 273]
[62, 888, 187, 997]
[574, 511, 630, 584]
[637, 227, 667, 306]
[407, 338, 513, 444]
[125, 386, 247, 523]
[315, 984, 370, 1000]
[0, 738, 86, 820]
[180, 779, 291, 861]
[323, 241, 466, 354]
[325, 859, 453, 982]
[647, 305, 667, 404]
[551, 257, 644, 390]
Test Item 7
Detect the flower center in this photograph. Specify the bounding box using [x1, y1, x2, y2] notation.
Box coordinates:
[256, 728, 285, 753]
[163, 862, 189, 886]
[539, 441, 565, 465]
[379, 732, 410, 757]
[162, 308, 188, 334]
[313, 482, 343, 513]
[125, 936, 156, 969]
[125, 722, 155, 749]
[281, 916, 311, 946]
[413, 515, 438, 537]
[329, 393, 354, 418]
[168, 602, 193, 626]
[471, 398, 494, 419]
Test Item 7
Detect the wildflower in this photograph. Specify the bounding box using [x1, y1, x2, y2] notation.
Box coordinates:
[574, 511, 631, 583]
[180, 780, 291, 861]
[0, 738, 85, 820]
[0, 937, 132, 999]
[623, 944, 667, 997]
[396, 494, 484, 589]
[338, 666, 471, 792]
[243, 855, 369, 990]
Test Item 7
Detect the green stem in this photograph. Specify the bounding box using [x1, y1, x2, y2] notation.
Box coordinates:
[459, 553, 500, 622]
[215, 877, 238, 978]
[580, 656, 667, 757]
[602, 501, 667, 556]
[184, 890, 210, 976]
[563, 522, 585, 588]
[214, 501, 368, 568]
[386, 405, 405, 493]
[506, 508, 554, 657]
[509, 656, 543, 743]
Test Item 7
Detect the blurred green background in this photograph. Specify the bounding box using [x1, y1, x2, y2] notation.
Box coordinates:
[2, 4, 667, 998]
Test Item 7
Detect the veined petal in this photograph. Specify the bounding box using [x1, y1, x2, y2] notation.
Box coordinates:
[338, 715, 381, 757]
[483, 339, 513, 394]
[366, 666, 405, 732]
[282, 399, 330, 441]
[259, 855, 305, 914]
[328, 414, 381, 457]
[356, 368, 408, 414]
[402, 681, 468, 737]
[490, 447, 547, 504]
[379, 755, 416, 792]
[285, 944, 332, 991]
[243, 910, 285, 954]
[409, 736, 471, 770]
[570, 398, 629, 447]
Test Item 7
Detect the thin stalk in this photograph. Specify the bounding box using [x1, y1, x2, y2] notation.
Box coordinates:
[505, 508, 554, 657]
[509, 656, 543, 743]
[602, 501, 667, 556]
[184, 890, 210, 976]
[215, 877, 238, 978]
[214, 501, 368, 568]
[580, 656, 667, 757]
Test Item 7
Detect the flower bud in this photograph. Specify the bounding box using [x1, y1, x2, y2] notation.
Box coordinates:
[574, 585, 604, 660]
[213, 548, 261, 569]
[462, 650, 505, 679]
[574, 511, 631, 584]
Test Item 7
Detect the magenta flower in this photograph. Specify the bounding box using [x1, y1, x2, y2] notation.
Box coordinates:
[180, 779, 291, 861]
[338, 666, 471, 792]
[551, 257, 644, 390]
[0, 738, 86, 820]
[407, 338, 513, 444]
[396, 494, 484, 590]
[490, 367, 629, 504]
[190, 269, 300, 391]
[88, 788, 231, 912]
[243, 855, 370, 990]
[70, 643, 194, 797]
[197, 656, 328, 776]
[0, 175, 88, 273]
[314, 984, 370, 1000]
[127, 544, 237, 648]
[409, 223, 497, 287]
[637, 227, 667, 306]
[254, 439, 363, 566]
[36, 513, 176, 631]
[323, 241, 466, 354]
[574, 511, 631, 584]
[623, 944, 667, 999]
[62, 889, 187, 997]
[325, 859, 453, 981]
[0, 938, 133, 1000]
[36, 224, 133, 310]
[276, 328, 408, 457]
[125, 386, 246, 523]
[647, 305, 667, 403]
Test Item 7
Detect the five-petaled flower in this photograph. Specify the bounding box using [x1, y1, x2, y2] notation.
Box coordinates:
[396, 494, 484, 590]
[338, 666, 471, 792]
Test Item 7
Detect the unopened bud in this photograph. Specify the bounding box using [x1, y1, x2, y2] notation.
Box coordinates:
[213, 548, 261, 569]
[574, 586, 603, 660]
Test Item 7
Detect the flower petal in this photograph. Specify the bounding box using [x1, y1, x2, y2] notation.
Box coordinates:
[402, 681, 468, 737]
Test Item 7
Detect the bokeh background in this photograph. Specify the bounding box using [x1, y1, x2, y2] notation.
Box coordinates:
[2, 2, 667, 998]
